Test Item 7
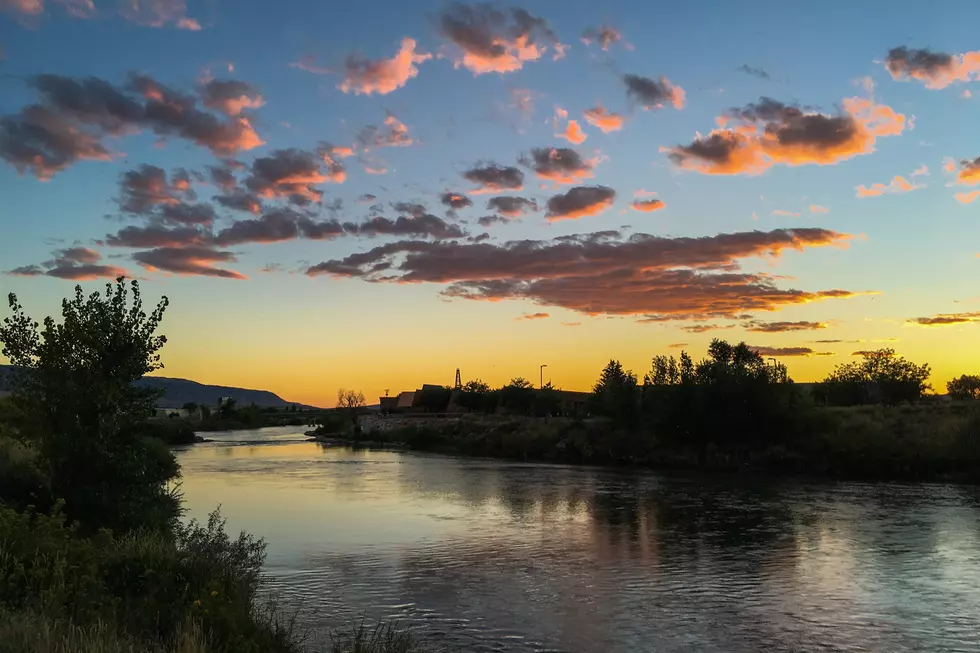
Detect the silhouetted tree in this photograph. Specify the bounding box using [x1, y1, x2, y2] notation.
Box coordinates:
[416, 385, 452, 413]
[457, 379, 495, 412]
[182, 402, 198, 413]
[947, 374, 980, 400]
[218, 397, 237, 418]
[336, 388, 366, 426]
[0, 278, 179, 533]
[818, 349, 930, 405]
[499, 377, 535, 415]
[533, 382, 561, 417]
[591, 360, 639, 427]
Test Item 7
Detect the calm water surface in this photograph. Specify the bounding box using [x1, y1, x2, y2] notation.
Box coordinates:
[176, 427, 980, 652]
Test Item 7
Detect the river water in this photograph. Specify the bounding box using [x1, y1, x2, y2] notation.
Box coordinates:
[176, 426, 980, 652]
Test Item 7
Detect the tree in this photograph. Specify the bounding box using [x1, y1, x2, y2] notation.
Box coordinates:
[0, 278, 179, 533]
[457, 379, 494, 413]
[182, 401, 199, 413]
[818, 349, 931, 405]
[533, 381, 561, 417]
[218, 397, 237, 418]
[947, 375, 980, 400]
[336, 388, 366, 425]
[499, 377, 535, 415]
[591, 360, 639, 427]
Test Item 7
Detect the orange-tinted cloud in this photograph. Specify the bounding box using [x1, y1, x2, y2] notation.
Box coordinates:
[522, 147, 596, 184]
[116, 164, 197, 214]
[580, 25, 623, 51]
[517, 312, 549, 320]
[955, 190, 980, 204]
[545, 186, 615, 221]
[6, 246, 128, 280]
[624, 74, 685, 110]
[631, 198, 665, 212]
[954, 157, 980, 186]
[119, 0, 201, 30]
[462, 163, 524, 193]
[104, 224, 210, 248]
[441, 192, 473, 210]
[306, 227, 861, 319]
[745, 320, 827, 332]
[557, 118, 587, 144]
[809, 204, 829, 214]
[199, 79, 264, 116]
[2, 0, 43, 15]
[749, 346, 824, 357]
[132, 246, 246, 279]
[906, 311, 980, 326]
[339, 37, 431, 96]
[885, 46, 980, 89]
[772, 209, 801, 217]
[679, 323, 735, 333]
[438, 4, 561, 75]
[583, 105, 625, 133]
[245, 148, 330, 205]
[855, 175, 923, 198]
[356, 114, 415, 150]
[666, 96, 905, 176]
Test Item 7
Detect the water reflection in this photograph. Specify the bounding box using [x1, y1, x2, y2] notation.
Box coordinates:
[177, 428, 980, 653]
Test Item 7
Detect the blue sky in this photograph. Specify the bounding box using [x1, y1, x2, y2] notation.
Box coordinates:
[2, 0, 980, 404]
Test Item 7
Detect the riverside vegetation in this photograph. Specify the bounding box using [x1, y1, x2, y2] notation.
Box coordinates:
[0, 280, 427, 653]
[323, 342, 980, 483]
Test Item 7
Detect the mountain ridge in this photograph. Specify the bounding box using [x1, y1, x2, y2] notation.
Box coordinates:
[0, 365, 308, 408]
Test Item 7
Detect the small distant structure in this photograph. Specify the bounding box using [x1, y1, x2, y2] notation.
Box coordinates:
[454, 368, 462, 390]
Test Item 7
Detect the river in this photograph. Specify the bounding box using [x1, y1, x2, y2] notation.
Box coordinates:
[176, 426, 980, 652]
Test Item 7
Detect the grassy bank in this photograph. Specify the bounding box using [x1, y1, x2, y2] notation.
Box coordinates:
[342, 403, 980, 483]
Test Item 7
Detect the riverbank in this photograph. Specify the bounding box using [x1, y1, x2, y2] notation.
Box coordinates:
[319, 403, 980, 483]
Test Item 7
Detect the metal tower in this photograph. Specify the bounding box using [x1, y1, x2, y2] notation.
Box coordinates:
[454, 368, 462, 390]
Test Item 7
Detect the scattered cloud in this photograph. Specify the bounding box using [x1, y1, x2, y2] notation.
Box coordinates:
[884, 46, 980, 89]
[289, 55, 331, 75]
[855, 175, 924, 198]
[623, 74, 686, 110]
[356, 114, 415, 150]
[911, 164, 929, 177]
[338, 37, 431, 96]
[749, 346, 823, 357]
[545, 185, 615, 221]
[555, 114, 587, 144]
[744, 320, 827, 332]
[215, 209, 344, 246]
[104, 224, 209, 248]
[631, 198, 665, 212]
[521, 147, 596, 184]
[583, 105, 625, 133]
[953, 156, 980, 186]
[245, 148, 331, 205]
[680, 323, 735, 333]
[462, 163, 524, 193]
[517, 312, 549, 320]
[477, 214, 508, 227]
[437, 3, 562, 75]
[199, 79, 264, 116]
[486, 196, 538, 217]
[955, 190, 980, 204]
[0, 73, 264, 179]
[133, 246, 246, 279]
[6, 246, 127, 280]
[118, 0, 201, 30]
[809, 204, 829, 214]
[344, 213, 465, 239]
[307, 227, 860, 319]
[665, 96, 905, 176]
[667, 342, 687, 348]
[581, 25, 623, 51]
[737, 64, 770, 80]
[906, 311, 980, 326]
[441, 192, 473, 209]
[772, 209, 801, 217]
[117, 164, 196, 214]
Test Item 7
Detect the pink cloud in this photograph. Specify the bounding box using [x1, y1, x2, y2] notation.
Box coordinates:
[583, 105, 625, 133]
[338, 37, 431, 96]
[855, 175, 924, 198]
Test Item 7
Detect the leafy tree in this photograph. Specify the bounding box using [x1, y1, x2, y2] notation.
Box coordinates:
[533, 381, 561, 417]
[499, 377, 536, 415]
[0, 278, 179, 533]
[337, 388, 366, 426]
[947, 374, 980, 400]
[818, 349, 931, 405]
[182, 401, 199, 413]
[591, 360, 639, 427]
[218, 397, 237, 418]
[416, 385, 452, 413]
[457, 379, 495, 413]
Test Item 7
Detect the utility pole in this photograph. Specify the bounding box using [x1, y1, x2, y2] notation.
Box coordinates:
[540, 364, 548, 389]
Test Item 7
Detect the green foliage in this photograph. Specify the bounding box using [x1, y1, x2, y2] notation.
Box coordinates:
[816, 348, 931, 406]
[947, 374, 980, 400]
[329, 622, 426, 653]
[0, 278, 179, 534]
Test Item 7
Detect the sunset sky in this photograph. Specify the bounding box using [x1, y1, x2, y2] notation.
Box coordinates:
[2, 0, 979, 406]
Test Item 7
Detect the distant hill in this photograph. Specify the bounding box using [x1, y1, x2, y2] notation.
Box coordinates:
[0, 365, 304, 408]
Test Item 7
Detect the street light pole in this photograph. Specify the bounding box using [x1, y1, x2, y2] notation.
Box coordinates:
[540, 364, 548, 389]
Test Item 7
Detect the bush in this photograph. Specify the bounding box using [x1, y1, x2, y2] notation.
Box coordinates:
[144, 421, 198, 446]
[0, 436, 51, 512]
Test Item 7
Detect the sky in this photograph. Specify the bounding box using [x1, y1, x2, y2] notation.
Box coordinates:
[1, 0, 980, 406]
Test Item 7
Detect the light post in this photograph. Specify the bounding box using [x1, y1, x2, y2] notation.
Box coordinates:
[540, 364, 548, 389]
